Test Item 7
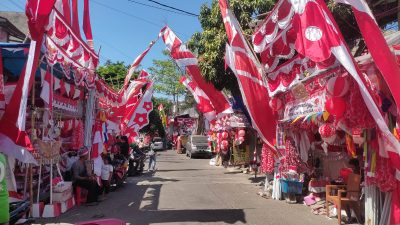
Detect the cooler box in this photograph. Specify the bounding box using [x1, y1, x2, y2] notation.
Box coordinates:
[281, 179, 303, 194]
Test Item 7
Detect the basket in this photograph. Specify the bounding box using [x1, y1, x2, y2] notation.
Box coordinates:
[281, 179, 303, 194]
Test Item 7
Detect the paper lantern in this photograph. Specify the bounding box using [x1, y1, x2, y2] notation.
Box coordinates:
[325, 97, 346, 119]
[269, 97, 283, 111]
[319, 123, 337, 144]
[326, 76, 349, 97]
[238, 129, 246, 137]
[222, 131, 228, 139]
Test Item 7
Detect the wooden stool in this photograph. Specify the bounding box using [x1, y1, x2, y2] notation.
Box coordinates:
[74, 187, 87, 206]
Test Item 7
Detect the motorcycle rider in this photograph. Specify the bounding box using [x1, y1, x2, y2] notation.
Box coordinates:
[129, 143, 145, 175]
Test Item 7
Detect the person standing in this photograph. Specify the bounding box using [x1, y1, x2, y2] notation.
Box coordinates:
[72, 147, 101, 205]
[147, 148, 156, 171]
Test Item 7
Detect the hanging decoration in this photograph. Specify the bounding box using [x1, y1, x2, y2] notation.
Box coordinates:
[319, 123, 337, 144]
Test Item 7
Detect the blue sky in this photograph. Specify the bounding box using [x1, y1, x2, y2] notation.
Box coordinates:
[1, 0, 211, 69]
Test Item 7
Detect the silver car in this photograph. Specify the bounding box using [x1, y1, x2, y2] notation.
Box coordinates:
[150, 137, 164, 151]
[185, 135, 212, 158]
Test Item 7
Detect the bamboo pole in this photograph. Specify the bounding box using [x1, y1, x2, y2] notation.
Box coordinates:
[29, 78, 36, 212]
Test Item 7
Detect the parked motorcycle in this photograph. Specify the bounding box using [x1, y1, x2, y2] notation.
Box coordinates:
[128, 144, 145, 176]
[110, 154, 128, 189]
[9, 200, 33, 225]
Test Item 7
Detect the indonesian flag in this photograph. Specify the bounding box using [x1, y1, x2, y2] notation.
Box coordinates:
[219, 0, 276, 148]
[40, 69, 53, 110]
[126, 83, 154, 132]
[83, 0, 93, 47]
[91, 120, 103, 159]
[139, 69, 149, 79]
[180, 76, 216, 121]
[160, 26, 233, 118]
[123, 41, 157, 88]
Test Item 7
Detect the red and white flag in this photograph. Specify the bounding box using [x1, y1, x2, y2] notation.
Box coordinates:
[83, 0, 93, 47]
[123, 41, 157, 88]
[180, 76, 216, 121]
[334, 0, 400, 119]
[160, 26, 233, 118]
[219, 0, 276, 148]
[40, 69, 53, 110]
[139, 69, 149, 79]
[91, 120, 103, 159]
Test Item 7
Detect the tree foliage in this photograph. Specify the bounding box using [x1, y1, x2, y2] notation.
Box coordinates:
[139, 98, 168, 137]
[148, 51, 186, 103]
[96, 60, 139, 90]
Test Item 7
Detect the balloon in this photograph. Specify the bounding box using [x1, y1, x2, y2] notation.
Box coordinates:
[325, 97, 346, 119]
[238, 129, 246, 137]
[217, 132, 222, 139]
[269, 97, 283, 111]
[222, 131, 229, 139]
[238, 136, 245, 143]
[326, 76, 349, 97]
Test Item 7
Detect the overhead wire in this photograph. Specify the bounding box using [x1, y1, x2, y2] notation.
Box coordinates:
[127, 0, 196, 17]
[147, 0, 199, 17]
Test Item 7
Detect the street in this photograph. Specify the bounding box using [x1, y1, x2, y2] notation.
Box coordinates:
[37, 150, 337, 225]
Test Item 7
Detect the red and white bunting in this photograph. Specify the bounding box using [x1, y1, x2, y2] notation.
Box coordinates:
[160, 26, 233, 118]
[180, 76, 216, 121]
[219, 0, 276, 148]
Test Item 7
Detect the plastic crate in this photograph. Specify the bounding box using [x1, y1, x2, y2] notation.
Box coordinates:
[281, 179, 303, 194]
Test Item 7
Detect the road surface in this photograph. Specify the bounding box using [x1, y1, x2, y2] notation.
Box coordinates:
[37, 150, 337, 225]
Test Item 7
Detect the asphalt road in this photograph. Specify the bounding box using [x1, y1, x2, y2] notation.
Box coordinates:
[36, 150, 338, 225]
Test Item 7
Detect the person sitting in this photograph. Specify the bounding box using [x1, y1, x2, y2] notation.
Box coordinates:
[72, 147, 101, 205]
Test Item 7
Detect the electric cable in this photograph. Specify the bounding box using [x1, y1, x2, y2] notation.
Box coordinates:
[127, 0, 195, 17]
[147, 0, 199, 17]
[7, 0, 24, 11]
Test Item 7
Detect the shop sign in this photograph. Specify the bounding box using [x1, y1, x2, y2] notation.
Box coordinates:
[53, 94, 78, 112]
[283, 92, 325, 120]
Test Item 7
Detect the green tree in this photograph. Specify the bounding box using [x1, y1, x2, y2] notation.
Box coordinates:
[139, 98, 167, 137]
[96, 60, 140, 90]
[148, 51, 186, 107]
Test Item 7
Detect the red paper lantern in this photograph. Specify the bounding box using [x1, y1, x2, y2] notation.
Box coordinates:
[269, 97, 283, 111]
[319, 123, 337, 144]
[238, 129, 246, 137]
[222, 131, 229, 139]
[325, 97, 346, 119]
[326, 76, 349, 97]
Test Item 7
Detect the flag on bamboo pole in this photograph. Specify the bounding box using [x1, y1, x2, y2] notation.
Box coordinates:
[123, 41, 158, 88]
[180, 76, 216, 121]
[159, 26, 233, 118]
[158, 104, 167, 127]
[219, 0, 276, 148]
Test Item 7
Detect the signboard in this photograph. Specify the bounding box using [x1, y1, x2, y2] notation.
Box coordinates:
[283, 92, 325, 121]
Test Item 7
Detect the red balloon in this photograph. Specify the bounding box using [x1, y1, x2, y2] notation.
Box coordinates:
[238, 129, 246, 137]
[222, 140, 229, 148]
[325, 97, 346, 119]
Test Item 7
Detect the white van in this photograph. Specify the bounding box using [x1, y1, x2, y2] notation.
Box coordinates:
[185, 135, 212, 158]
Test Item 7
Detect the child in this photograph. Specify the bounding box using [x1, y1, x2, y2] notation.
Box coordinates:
[147, 148, 156, 171]
[101, 156, 113, 196]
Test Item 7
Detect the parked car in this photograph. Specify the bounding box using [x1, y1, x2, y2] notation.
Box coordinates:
[185, 135, 212, 158]
[150, 137, 164, 151]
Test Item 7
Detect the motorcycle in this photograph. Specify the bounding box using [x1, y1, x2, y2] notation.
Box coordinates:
[110, 153, 128, 189]
[127, 146, 145, 176]
[9, 200, 33, 225]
